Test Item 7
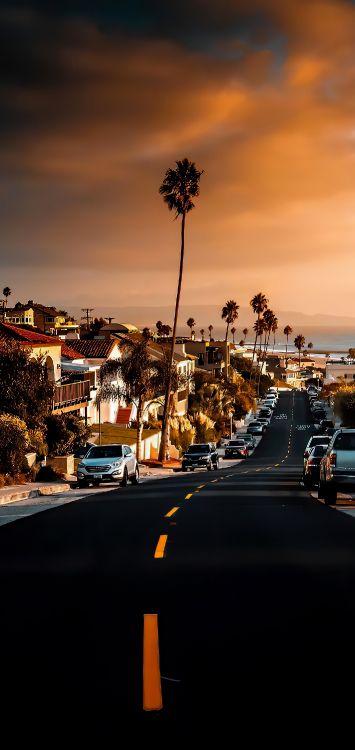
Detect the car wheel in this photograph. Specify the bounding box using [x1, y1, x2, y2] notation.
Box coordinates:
[318, 480, 325, 499]
[213, 462, 218, 470]
[78, 480, 87, 489]
[191, 468, 195, 472]
[131, 466, 139, 485]
[207, 462, 212, 471]
[303, 475, 312, 489]
[121, 468, 128, 487]
[323, 484, 337, 505]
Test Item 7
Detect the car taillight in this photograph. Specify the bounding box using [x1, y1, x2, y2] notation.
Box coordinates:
[330, 452, 337, 467]
[307, 458, 317, 465]
[304, 451, 309, 458]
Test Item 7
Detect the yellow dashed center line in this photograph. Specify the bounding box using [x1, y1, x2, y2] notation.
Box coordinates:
[165, 507, 179, 518]
[210, 479, 218, 483]
[185, 493, 193, 500]
[197, 485, 205, 489]
[154, 535, 168, 559]
[143, 614, 163, 712]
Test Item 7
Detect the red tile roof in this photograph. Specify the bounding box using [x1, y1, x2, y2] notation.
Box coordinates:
[68, 339, 117, 359]
[0, 323, 83, 360]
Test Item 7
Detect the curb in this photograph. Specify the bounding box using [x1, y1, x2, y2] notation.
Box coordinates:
[0, 484, 71, 506]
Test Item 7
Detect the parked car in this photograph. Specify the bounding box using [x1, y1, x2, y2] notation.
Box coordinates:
[247, 421, 266, 435]
[224, 439, 249, 458]
[315, 419, 334, 433]
[257, 417, 270, 428]
[77, 443, 139, 487]
[303, 445, 327, 488]
[258, 407, 272, 418]
[74, 442, 95, 459]
[304, 435, 330, 467]
[240, 434, 256, 449]
[318, 429, 355, 503]
[182, 443, 219, 472]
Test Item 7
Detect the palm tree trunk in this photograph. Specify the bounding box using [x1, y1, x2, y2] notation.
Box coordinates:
[159, 212, 185, 462]
[251, 313, 260, 377]
[136, 396, 144, 462]
[225, 323, 229, 342]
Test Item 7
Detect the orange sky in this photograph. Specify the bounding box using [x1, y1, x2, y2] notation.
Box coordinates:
[1, 0, 355, 316]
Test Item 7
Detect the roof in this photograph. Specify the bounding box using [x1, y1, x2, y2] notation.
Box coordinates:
[0, 323, 83, 360]
[7, 302, 59, 316]
[67, 338, 118, 359]
[100, 322, 139, 332]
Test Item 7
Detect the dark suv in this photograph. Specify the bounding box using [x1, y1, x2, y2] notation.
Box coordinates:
[182, 443, 219, 472]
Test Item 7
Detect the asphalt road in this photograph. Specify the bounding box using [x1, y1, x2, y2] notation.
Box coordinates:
[1, 392, 355, 739]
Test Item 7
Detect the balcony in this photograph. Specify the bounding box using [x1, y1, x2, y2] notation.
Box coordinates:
[52, 380, 91, 414]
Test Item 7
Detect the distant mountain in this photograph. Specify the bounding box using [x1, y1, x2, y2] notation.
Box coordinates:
[68, 304, 355, 329]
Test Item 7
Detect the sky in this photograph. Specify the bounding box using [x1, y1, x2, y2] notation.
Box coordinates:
[1, 0, 355, 318]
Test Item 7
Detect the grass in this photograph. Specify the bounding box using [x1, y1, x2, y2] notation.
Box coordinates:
[91, 424, 160, 446]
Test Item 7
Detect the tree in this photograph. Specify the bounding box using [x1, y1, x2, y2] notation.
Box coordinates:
[334, 387, 355, 427]
[187, 318, 196, 338]
[0, 340, 54, 429]
[250, 292, 268, 371]
[271, 317, 278, 351]
[221, 300, 239, 342]
[45, 413, 91, 457]
[99, 337, 180, 461]
[0, 414, 29, 477]
[283, 325, 293, 362]
[156, 321, 163, 337]
[208, 324, 213, 341]
[242, 327, 248, 340]
[158, 157, 203, 461]
[294, 334, 305, 367]
[161, 324, 172, 337]
[308, 342, 313, 350]
[349, 348, 355, 362]
[2, 287, 11, 306]
[200, 328, 205, 341]
[231, 327, 236, 343]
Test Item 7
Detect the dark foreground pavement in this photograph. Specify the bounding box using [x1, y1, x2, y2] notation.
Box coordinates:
[1, 392, 355, 739]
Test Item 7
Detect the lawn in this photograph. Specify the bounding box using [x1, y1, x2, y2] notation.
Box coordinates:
[90, 424, 160, 445]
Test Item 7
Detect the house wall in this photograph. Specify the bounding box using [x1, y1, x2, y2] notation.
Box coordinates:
[30, 343, 62, 382]
[325, 364, 355, 384]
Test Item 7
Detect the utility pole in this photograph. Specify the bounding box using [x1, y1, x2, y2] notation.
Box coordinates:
[81, 308, 94, 331]
[106, 317, 115, 325]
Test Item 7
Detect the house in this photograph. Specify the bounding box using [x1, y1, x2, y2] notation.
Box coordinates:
[325, 361, 355, 384]
[182, 339, 231, 378]
[99, 322, 139, 339]
[60, 338, 122, 425]
[0, 323, 91, 416]
[4, 301, 79, 336]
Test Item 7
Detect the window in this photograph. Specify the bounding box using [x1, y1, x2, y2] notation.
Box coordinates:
[333, 433, 355, 450]
[86, 446, 123, 458]
[123, 446, 132, 456]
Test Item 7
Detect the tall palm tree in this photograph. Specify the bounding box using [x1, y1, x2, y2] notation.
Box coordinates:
[221, 300, 239, 342]
[294, 334, 305, 367]
[283, 325, 293, 362]
[253, 318, 265, 379]
[200, 328, 205, 341]
[242, 327, 248, 341]
[250, 292, 268, 371]
[271, 316, 278, 352]
[158, 157, 203, 461]
[208, 324, 213, 341]
[187, 317, 196, 338]
[257, 310, 276, 394]
[308, 342, 313, 350]
[231, 326, 236, 343]
[2, 287, 11, 306]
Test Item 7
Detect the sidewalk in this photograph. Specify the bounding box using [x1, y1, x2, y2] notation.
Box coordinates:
[0, 481, 71, 505]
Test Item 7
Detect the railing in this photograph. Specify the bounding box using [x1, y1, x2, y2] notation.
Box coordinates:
[53, 380, 91, 409]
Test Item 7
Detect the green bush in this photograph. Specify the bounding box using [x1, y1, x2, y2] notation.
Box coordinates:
[45, 413, 92, 456]
[0, 414, 29, 476]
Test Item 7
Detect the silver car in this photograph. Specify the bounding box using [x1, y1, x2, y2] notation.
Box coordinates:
[77, 444, 139, 488]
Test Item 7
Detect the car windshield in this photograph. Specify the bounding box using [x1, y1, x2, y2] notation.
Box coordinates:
[309, 437, 330, 447]
[333, 433, 355, 450]
[229, 441, 245, 446]
[310, 445, 327, 456]
[186, 445, 210, 454]
[86, 446, 123, 459]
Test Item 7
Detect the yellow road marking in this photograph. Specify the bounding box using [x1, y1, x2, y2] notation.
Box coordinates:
[185, 493, 193, 500]
[197, 485, 205, 489]
[165, 507, 179, 518]
[154, 535, 168, 559]
[211, 479, 218, 483]
[143, 614, 163, 712]
[274, 463, 279, 467]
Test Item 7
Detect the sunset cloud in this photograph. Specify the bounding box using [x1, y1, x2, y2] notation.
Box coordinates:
[1, 0, 355, 316]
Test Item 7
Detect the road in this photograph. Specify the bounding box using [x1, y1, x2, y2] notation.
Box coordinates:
[1, 391, 355, 739]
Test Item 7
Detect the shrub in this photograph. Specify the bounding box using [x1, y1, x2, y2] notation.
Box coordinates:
[334, 387, 355, 427]
[0, 414, 29, 476]
[35, 465, 61, 481]
[28, 428, 48, 459]
[45, 413, 92, 456]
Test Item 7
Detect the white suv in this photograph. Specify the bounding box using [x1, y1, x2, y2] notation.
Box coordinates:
[77, 444, 139, 488]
